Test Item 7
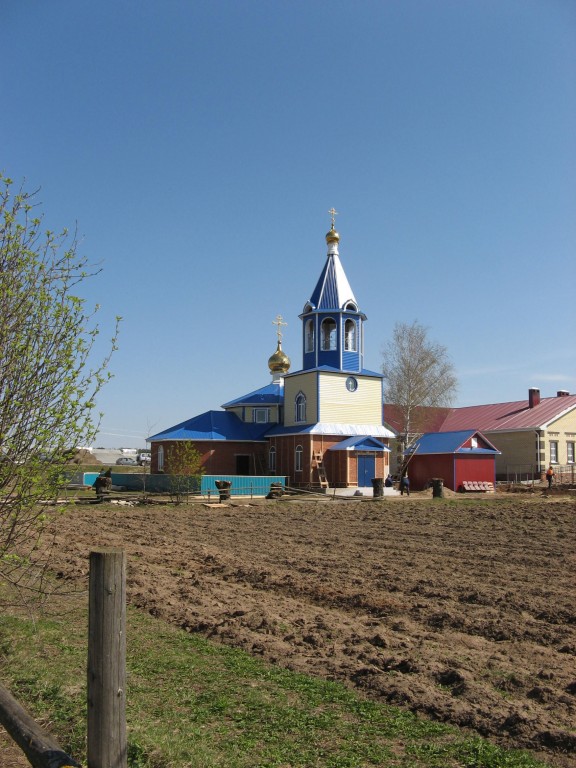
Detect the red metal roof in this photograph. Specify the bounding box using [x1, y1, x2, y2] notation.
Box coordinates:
[385, 394, 576, 435]
[439, 395, 576, 432]
[384, 404, 450, 434]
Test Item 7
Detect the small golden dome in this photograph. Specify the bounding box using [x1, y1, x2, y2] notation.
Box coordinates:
[326, 225, 340, 244]
[268, 341, 291, 374]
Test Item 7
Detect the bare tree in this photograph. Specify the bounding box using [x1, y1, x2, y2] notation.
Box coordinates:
[381, 321, 457, 468]
[0, 174, 119, 600]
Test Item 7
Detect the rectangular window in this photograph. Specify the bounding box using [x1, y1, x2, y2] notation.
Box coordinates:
[567, 442, 575, 463]
[253, 408, 269, 423]
[550, 441, 558, 463]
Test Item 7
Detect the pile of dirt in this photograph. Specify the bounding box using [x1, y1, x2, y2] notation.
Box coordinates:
[68, 449, 101, 465]
[44, 495, 576, 767]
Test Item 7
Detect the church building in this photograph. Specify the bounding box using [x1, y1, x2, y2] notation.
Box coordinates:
[148, 213, 394, 491]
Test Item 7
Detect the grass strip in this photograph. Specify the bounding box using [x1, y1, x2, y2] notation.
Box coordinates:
[0, 600, 551, 768]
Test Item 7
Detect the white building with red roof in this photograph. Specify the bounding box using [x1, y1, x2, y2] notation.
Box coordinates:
[386, 388, 576, 481]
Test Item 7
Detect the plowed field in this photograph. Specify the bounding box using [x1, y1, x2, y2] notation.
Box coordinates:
[47, 494, 576, 766]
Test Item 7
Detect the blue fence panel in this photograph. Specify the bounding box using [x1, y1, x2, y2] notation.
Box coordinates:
[75, 472, 286, 497]
[202, 475, 287, 497]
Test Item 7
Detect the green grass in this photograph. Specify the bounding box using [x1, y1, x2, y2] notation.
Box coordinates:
[0, 600, 552, 768]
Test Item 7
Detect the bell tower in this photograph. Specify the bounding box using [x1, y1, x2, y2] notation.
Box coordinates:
[300, 209, 366, 373]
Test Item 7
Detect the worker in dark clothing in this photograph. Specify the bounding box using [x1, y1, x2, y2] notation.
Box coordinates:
[400, 474, 410, 496]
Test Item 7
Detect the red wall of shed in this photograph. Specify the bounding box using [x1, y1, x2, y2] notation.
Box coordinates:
[408, 455, 454, 491]
[454, 454, 496, 491]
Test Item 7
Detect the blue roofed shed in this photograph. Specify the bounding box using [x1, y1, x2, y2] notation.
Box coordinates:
[405, 430, 500, 492]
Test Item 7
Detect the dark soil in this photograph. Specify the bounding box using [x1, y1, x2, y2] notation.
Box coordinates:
[41, 493, 576, 766]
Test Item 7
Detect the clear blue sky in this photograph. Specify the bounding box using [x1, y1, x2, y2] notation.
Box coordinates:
[2, 1, 575, 448]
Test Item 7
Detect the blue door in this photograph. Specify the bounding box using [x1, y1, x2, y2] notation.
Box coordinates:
[357, 455, 375, 487]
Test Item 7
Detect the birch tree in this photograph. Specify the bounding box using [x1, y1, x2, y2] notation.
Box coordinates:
[381, 320, 457, 454]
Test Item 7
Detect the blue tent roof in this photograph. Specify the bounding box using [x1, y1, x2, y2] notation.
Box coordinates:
[222, 382, 283, 408]
[308, 251, 358, 311]
[149, 411, 269, 442]
[407, 430, 500, 456]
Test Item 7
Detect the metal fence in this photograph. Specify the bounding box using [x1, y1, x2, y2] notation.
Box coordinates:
[504, 464, 575, 485]
[504, 464, 538, 484]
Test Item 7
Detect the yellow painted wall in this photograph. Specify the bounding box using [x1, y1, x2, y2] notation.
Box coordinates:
[488, 408, 576, 473]
[245, 405, 280, 423]
[284, 372, 319, 426]
[546, 408, 576, 464]
[225, 405, 280, 423]
[318, 373, 382, 424]
[487, 431, 536, 475]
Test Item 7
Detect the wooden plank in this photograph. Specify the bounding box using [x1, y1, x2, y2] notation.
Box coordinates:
[0, 682, 80, 768]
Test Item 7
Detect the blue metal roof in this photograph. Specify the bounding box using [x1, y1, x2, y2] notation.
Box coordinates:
[284, 366, 384, 379]
[328, 435, 390, 452]
[149, 411, 269, 442]
[222, 382, 283, 408]
[407, 430, 500, 455]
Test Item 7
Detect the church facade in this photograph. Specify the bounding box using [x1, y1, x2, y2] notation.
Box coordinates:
[148, 214, 394, 490]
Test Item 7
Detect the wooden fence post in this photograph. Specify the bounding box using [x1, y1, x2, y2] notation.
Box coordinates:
[87, 548, 127, 768]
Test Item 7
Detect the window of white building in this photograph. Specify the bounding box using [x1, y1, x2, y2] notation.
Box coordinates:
[550, 441, 559, 463]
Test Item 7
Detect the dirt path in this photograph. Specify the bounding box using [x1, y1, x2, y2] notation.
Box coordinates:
[46, 494, 576, 766]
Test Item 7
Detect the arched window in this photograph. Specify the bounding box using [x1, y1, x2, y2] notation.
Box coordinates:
[305, 319, 314, 353]
[344, 319, 357, 351]
[295, 392, 306, 423]
[295, 445, 303, 472]
[321, 318, 337, 351]
[269, 446, 276, 472]
[157, 445, 164, 472]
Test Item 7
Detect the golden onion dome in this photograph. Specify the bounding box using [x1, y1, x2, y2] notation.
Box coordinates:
[268, 341, 291, 374]
[326, 224, 340, 244]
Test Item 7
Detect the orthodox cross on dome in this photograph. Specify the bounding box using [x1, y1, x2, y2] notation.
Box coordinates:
[328, 207, 338, 228]
[272, 314, 287, 342]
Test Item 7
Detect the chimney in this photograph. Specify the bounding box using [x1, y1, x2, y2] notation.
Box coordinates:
[557, 390, 570, 397]
[528, 388, 540, 408]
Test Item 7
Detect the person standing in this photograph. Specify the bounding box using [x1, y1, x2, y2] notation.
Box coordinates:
[400, 474, 410, 496]
[546, 465, 555, 489]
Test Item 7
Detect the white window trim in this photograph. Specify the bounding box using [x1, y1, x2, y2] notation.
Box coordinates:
[157, 445, 164, 471]
[295, 444, 303, 472]
[321, 317, 337, 351]
[253, 408, 269, 424]
[305, 319, 314, 353]
[344, 318, 357, 352]
[549, 440, 559, 463]
[295, 391, 306, 423]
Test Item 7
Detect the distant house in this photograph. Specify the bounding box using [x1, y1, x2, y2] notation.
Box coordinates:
[405, 430, 500, 492]
[387, 388, 576, 481]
